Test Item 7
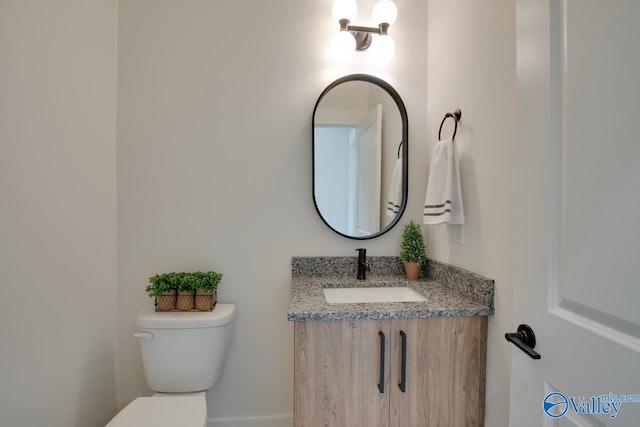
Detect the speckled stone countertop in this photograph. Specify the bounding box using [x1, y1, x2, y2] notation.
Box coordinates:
[287, 256, 494, 321]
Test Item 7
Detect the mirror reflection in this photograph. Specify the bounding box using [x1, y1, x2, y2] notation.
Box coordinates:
[313, 74, 408, 239]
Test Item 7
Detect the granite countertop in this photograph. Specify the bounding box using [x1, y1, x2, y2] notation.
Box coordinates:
[287, 256, 494, 322]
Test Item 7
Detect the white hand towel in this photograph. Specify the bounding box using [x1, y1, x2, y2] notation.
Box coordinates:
[423, 138, 464, 225]
[386, 158, 403, 217]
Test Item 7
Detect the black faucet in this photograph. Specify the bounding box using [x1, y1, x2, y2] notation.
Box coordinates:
[356, 248, 369, 280]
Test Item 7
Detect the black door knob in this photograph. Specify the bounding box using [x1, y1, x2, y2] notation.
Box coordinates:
[505, 324, 541, 359]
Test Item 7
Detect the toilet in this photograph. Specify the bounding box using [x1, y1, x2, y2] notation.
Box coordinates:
[107, 304, 236, 427]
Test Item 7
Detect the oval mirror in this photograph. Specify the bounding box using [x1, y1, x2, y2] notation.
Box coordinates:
[313, 74, 408, 239]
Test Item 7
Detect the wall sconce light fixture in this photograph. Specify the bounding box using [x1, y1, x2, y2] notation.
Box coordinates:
[331, 0, 398, 60]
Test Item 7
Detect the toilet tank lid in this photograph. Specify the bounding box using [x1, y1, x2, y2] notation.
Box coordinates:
[106, 396, 206, 427]
[137, 304, 235, 329]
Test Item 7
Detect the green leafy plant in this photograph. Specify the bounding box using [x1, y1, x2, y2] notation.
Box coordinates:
[146, 273, 177, 298]
[400, 220, 427, 263]
[188, 271, 222, 292]
[146, 271, 222, 297]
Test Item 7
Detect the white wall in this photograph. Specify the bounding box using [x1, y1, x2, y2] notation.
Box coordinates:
[427, 1, 516, 426]
[315, 126, 351, 233]
[0, 1, 118, 426]
[116, 0, 427, 425]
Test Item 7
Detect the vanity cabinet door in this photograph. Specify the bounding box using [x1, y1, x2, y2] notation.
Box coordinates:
[389, 316, 488, 427]
[294, 319, 391, 427]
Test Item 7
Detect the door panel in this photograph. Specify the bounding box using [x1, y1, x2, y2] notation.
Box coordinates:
[511, 1, 640, 425]
[556, 0, 640, 331]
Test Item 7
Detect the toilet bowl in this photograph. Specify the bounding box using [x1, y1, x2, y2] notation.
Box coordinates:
[107, 304, 235, 426]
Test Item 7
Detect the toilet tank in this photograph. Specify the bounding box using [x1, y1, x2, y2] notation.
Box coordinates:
[136, 304, 235, 393]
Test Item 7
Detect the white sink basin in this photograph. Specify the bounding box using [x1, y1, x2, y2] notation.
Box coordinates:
[323, 287, 427, 304]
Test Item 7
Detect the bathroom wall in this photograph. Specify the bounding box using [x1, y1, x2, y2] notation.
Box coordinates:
[0, 1, 118, 426]
[0, 0, 515, 425]
[426, 1, 516, 426]
[116, 0, 428, 425]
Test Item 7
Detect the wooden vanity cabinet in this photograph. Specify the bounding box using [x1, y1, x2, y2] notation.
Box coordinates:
[293, 316, 487, 427]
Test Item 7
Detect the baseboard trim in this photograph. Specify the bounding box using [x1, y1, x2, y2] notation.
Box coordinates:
[208, 414, 292, 427]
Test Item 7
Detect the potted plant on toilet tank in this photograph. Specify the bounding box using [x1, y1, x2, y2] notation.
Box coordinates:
[146, 273, 177, 311]
[400, 220, 427, 280]
[193, 271, 221, 311]
[176, 274, 196, 311]
[146, 271, 222, 312]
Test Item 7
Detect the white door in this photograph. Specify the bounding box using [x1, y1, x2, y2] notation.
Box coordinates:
[510, 1, 640, 426]
[352, 105, 382, 236]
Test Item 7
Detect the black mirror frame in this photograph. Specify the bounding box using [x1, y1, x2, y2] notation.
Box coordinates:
[312, 74, 408, 240]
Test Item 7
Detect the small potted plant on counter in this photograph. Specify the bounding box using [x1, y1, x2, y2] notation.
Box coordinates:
[146, 273, 177, 311]
[400, 220, 427, 280]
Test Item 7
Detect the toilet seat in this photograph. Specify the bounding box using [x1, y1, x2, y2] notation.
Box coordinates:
[107, 396, 206, 427]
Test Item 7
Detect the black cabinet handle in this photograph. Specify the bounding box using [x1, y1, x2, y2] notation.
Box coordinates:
[378, 331, 385, 393]
[505, 324, 541, 359]
[398, 330, 407, 392]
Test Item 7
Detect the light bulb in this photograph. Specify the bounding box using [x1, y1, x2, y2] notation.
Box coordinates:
[331, 31, 356, 60]
[332, 0, 358, 22]
[372, 0, 397, 25]
[373, 34, 395, 60]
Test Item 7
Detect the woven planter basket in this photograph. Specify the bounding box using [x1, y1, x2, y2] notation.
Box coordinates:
[195, 289, 217, 311]
[176, 290, 195, 311]
[155, 290, 177, 311]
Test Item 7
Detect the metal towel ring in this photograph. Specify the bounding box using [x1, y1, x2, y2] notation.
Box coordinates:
[438, 109, 462, 141]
